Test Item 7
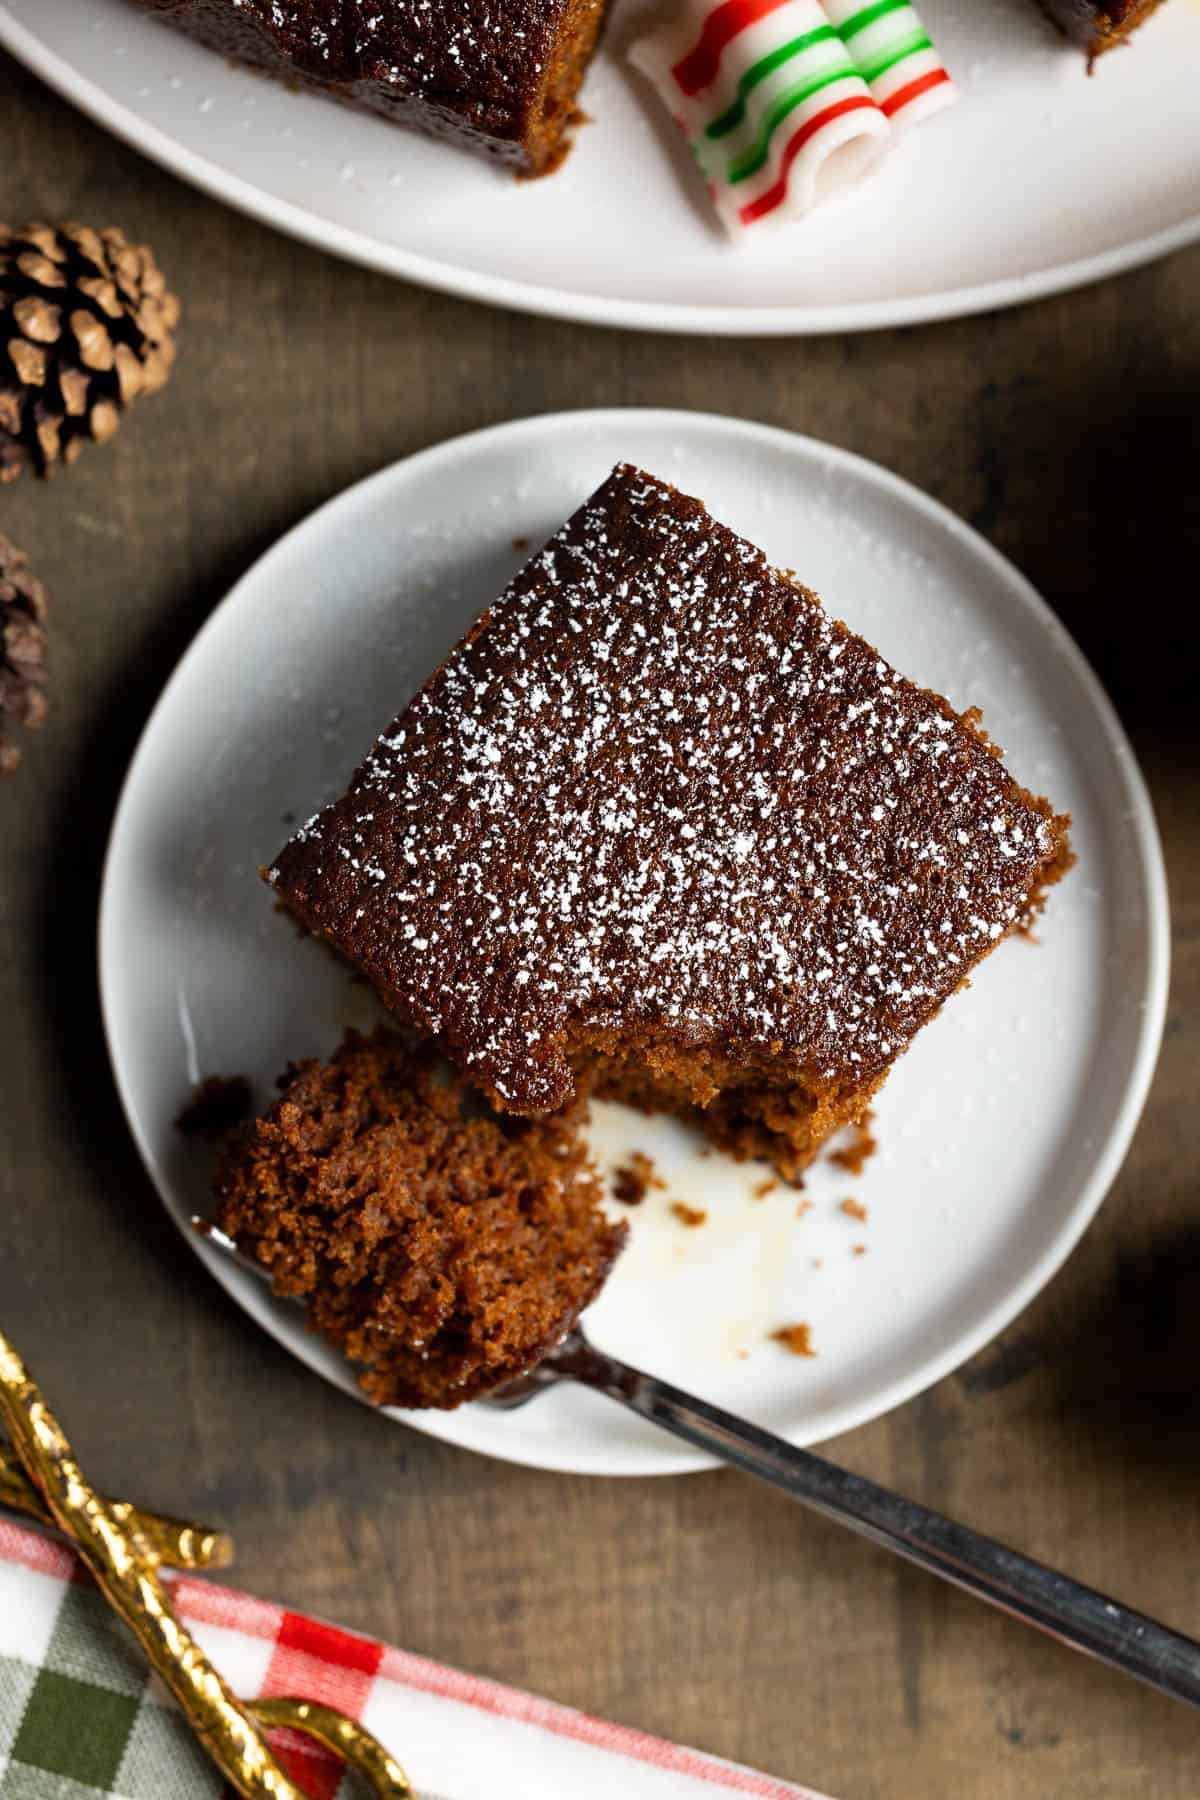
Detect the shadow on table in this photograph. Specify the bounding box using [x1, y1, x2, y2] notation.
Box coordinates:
[983, 1225, 1200, 1484]
[976, 360, 1199, 753]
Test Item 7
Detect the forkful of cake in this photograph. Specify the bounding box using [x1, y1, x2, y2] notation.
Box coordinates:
[194, 1024, 1200, 1718]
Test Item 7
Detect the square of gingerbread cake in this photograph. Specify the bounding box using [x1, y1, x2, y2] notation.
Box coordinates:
[268, 465, 1071, 1181]
[132, 0, 610, 176]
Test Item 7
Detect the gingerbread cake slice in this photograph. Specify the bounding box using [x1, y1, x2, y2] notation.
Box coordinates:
[268, 465, 1071, 1181]
[132, 0, 610, 175]
[1037, 0, 1166, 59]
[214, 1029, 624, 1409]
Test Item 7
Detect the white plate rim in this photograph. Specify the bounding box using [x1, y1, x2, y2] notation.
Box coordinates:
[98, 407, 1171, 1475]
[3, 10, 1198, 339]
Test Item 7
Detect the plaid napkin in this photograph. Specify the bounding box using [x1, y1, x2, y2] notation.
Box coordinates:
[0, 1519, 830, 1800]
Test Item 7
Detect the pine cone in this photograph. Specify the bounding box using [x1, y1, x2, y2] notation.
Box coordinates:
[0, 533, 49, 775]
[0, 222, 180, 484]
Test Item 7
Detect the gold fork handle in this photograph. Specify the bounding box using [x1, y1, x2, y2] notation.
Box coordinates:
[249, 1698, 412, 1796]
[0, 1442, 234, 1571]
[0, 1332, 411, 1800]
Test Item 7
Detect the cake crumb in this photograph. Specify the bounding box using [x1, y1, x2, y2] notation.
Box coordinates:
[852, 1244, 867, 1257]
[511, 535, 531, 553]
[772, 1323, 815, 1357]
[176, 1075, 252, 1140]
[839, 1197, 868, 1222]
[796, 1198, 813, 1219]
[829, 1112, 878, 1176]
[812, 1257, 823, 1268]
[753, 1177, 778, 1200]
[671, 1202, 707, 1228]
[611, 1151, 664, 1206]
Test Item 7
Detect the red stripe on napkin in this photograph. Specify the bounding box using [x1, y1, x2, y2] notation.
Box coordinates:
[379, 1644, 806, 1795]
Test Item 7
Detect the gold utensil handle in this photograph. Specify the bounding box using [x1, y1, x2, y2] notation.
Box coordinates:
[250, 1699, 412, 1794]
[0, 1329, 411, 1800]
[0, 1442, 233, 1570]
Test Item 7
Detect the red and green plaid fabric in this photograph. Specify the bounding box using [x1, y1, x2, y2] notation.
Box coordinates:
[0, 1520, 831, 1800]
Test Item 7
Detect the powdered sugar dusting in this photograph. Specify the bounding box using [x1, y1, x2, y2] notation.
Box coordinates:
[270, 466, 1061, 1111]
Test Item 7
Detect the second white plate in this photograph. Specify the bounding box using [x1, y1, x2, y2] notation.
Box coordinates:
[99, 409, 1167, 1475]
[2, 0, 1198, 333]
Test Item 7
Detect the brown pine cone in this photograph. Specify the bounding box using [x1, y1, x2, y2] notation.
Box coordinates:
[0, 533, 50, 775]
[0, 222, 180, 484]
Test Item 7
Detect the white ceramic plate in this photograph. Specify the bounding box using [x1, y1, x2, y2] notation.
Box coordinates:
[2, 0, 1198, 336]
[100, 408, 1168, 1476]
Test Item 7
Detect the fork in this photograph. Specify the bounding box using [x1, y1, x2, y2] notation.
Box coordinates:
[194, 1218, 1200, 1710]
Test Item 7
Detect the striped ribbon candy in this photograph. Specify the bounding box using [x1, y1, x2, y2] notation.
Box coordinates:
[821, 0, 956, 128]
[629, 0, 956, 234]
[630, 0, 889, 232]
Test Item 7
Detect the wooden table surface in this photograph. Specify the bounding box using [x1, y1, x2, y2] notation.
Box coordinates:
[2, 50, 1198, 1800]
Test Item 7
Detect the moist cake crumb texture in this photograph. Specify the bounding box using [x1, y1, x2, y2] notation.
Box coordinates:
[270, 464, 1070, 1178]
[212, 1028, 625, 1409]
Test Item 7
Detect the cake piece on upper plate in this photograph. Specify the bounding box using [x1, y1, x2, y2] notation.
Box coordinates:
[1037, 0, 1167, 59]
[268, 465, 1072, 1182]
[132, 0, 610, 175]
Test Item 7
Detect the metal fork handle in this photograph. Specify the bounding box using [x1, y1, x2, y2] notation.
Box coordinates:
[553, 1334, 1200, 1709]
[191, 1220, 1200, 1708]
